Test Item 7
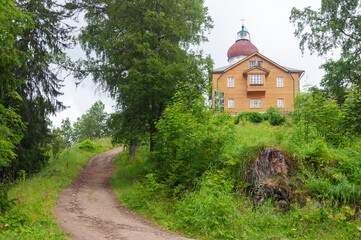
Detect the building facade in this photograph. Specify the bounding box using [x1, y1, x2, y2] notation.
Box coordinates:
[212, 25, 304, 113]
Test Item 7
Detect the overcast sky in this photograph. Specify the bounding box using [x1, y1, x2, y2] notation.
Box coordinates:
[51, 0, 324, 127]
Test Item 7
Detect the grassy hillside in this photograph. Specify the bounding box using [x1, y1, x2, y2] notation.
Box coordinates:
[0, 139, 113, 239]
[111, 121, 361, 239]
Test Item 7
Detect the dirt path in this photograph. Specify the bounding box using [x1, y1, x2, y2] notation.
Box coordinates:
[54, 148, 194, 240]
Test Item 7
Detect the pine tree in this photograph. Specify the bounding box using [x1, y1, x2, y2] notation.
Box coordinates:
[6, 0, 75, 175]
[0, 0, 32, 169]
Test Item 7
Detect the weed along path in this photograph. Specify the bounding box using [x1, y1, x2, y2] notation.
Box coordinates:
[55, 147, 194, 240]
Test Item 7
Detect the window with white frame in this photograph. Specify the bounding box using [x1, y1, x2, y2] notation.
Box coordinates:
[250, 75, 263, 84]
[228, 99, 234, 108]
[277, 77, 284, 87]
[278, 99, 284, 108]
[250, 99, 262, 108]
[227, 77, 234, 87]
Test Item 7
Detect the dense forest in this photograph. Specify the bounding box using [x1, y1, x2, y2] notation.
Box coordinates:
[1, 0, 361, 238]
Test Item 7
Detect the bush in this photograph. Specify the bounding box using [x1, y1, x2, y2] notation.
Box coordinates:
[173, 172, 236, 237]
[342, 87, 361, 136]
[153, 89, 236, 193]
[77, 139, 100, 151]
[234, 111, 264, 124]
[0, 183, 14, 214]
[292, 92, 345, 145]
[265, 106, 286, 126]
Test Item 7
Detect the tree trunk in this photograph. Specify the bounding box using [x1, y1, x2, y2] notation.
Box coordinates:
[149, 120, 156, 162]
[129, 142, 139, 160]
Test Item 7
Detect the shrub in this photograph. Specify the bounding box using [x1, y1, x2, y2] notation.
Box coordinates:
[266, 106, 286, 126]
[77, 139, 99, 151]
[0, 183, 14, 214]
[234, 111, 264, 124]
[153, 89, 236, 192]
[342, 87, 361, 136]
[292, 92, 345, 145]
[173, 172, 236, 237]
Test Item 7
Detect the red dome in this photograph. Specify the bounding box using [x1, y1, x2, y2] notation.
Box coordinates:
[227, 40, 258, 60]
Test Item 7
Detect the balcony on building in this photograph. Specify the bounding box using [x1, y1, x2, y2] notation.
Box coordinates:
[247, 84, 266, 92]
[243, 67, 269, 92]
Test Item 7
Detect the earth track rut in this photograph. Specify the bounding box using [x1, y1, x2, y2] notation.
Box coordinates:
[54, 148, 194, 240]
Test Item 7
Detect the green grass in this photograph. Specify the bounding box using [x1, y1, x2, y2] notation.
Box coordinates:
[0, 138, 114, 239]
[111, 122, 361, 239]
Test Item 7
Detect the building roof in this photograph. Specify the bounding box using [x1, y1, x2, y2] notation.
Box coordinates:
[213, 63, 236, 72]
[282, 66, 304, 72]
[227, 24, 258, 62]
[227, 40, 258, 60]
[243, 66, 270, 75]
[213, 52, 304, 75]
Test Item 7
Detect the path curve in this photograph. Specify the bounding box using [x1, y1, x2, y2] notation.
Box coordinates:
[54, 148, 194, 240]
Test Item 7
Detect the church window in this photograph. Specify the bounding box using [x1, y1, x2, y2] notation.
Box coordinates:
[250, 99, 262, 108]
[227, 77, 234, 87]
[250, 75, 263, 84]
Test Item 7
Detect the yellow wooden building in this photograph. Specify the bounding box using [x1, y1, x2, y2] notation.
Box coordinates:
[212, 25, 304, 113]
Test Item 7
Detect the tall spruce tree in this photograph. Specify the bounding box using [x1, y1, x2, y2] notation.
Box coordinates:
[77, 0, 213, 155]
[5, 0, 75, 175]
[290, 0, 361, 103]
[0, 0, 32, 169]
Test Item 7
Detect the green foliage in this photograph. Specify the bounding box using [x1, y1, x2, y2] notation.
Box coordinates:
[58, 118, 73, 147]
[77, 139, 101, 151]
[50, 118, 74, 159]
[265, 106, 286, 126]
[1, 0, 76, 178]
[112, 154, 361, 239]
[8, 97, 55, 177]
[153, 87, 236, 192]
[173, 172, 237, 237]
[306, 175, 361, 204]
[0, 139, 113, 238]
[0, 0, 33, 100]
[73, 101, 109, 142]
[77, 0, 213, 151]
[0, 103, 25, 168]
[290, 1, 361, 102]
[299, 140, 361, 204]
[342, 86, 361, 136]
[14, 0, 74, 112]
[234, 111, 263, 124]
[0, 0, 31, 171]
[0, 183, 15, 215]
[111, 111, 361, 238]
[234, 108, 286, 126]
[110, 147, 153, 210]
[111, 147, 151, 189]
[292, 92, 346, 145]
